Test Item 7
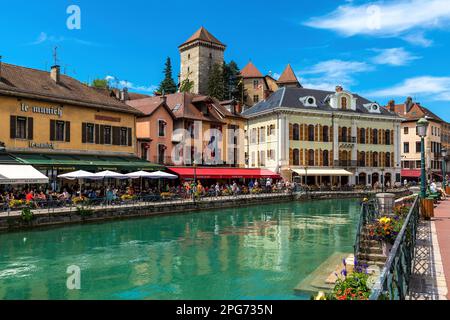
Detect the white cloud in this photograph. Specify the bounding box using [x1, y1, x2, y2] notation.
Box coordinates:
[402, 32, 434, 47]
[366, 76, 450, 101]
[371, 48, 420, 66]
[27, 32, 97, 46]
[299, 59, 374, 90]
[106, 75, 157, 93]
[304, 0, 450, 45]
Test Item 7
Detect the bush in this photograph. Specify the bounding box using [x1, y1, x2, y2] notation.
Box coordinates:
[77, 206, 93, 217]
[367, 216, 404, 244]
[9, 200, 24, 208]
[21, 207, 34, 223]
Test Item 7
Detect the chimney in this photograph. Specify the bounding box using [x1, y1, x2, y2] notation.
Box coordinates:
[388, 100, 395, 111]
[120, 87, 129, 101]
[160, 95, 167, 104]
[405, 96, 413, 113]
[50, 65, 60, 83]
[335, 85, 343, 93]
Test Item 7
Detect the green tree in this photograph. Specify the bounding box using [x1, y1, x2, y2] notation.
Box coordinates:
[158, 57, 177, 94]
[207, 63, 224, 100]
[179, 75, 194, 93]
[91, 78, 109, 89]
[223, 61, 242, 102]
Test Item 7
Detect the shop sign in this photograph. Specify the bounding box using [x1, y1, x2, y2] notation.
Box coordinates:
[29, 142, 55, 149]
[20, 103, 63, 118]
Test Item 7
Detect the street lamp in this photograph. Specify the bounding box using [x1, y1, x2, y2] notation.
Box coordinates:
[441, 147, 447, 190]
[416, 118, 429, 198]
[193, 159, 198, 204]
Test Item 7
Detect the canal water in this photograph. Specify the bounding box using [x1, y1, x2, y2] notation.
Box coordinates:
[0, 199, 361, 300]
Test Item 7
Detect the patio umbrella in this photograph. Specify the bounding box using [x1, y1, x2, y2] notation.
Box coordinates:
[125, 171, 157, 191]
[94, 170, 128, 179]
[57, 170, 101, 196]
[148, 171, 178, 179]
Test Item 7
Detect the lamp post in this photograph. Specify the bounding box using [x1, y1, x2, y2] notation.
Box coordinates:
[417, 118, 429, 199]
[193, 159, 198, 204]
[441, 147, 447, 190]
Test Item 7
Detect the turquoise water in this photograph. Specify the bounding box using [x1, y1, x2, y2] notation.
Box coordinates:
[0, 199, 361, 300]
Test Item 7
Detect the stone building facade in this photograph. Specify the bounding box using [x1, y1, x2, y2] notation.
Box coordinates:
[179, 27, 226, 96]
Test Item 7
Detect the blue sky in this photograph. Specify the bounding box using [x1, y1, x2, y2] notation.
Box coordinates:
[1, 0, 450, 121]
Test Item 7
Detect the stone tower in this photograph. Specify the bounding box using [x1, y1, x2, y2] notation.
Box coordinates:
[179, 27, 226, 95]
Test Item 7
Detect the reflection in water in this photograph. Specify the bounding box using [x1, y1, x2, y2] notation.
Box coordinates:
[0, 199, 361, 300]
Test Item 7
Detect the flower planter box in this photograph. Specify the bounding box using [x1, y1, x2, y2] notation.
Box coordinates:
[421, 198, 434, 220]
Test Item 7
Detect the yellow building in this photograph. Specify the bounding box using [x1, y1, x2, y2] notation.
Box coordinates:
[243, 86, 403, 186]
[0, 62, 160, 179]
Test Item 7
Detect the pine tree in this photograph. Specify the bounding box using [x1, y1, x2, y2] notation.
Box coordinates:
[223, 61, 243, 102]
[207, 63, 224, 100]
[158, 57, 177, 94]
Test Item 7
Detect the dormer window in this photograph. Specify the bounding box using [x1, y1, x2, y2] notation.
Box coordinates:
[299, 96, 317, 107]
[341, 97, 348, 110]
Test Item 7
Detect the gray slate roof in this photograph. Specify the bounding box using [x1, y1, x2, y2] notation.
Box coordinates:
[242, 87, 399, 118]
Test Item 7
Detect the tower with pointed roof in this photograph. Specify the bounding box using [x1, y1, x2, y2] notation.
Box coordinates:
[179, 27, 226, 95]
[277, 64, 302, 88]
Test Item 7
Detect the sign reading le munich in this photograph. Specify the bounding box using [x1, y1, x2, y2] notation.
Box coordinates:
[20, 103, 63, 117]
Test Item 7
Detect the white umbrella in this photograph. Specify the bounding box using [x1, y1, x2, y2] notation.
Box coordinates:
[58, 170, 99, 180]
[125, 171, 156, 179]
[149, 171, 178, 179]
[94, 170, 128, 179]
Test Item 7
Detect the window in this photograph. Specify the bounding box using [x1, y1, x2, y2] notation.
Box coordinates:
[141, 143, 148, 160]
[104, 126, 112, 145]
[323, 150, 329, 167]
[359, 151, 366, 167]
[323, 126, 329, 142]
[373, 152, 379, 167]
[404, 142, 410, 153]
[55, 121, 65, 141]
[253, 95, 259, 103]
[373, 129, 378, 144]
[120, 128, 128, 146]
[293, 149, 300, 166]
[253, 80, 259, 89]
[308, 125, 315, 142]
[293, 124, 300, 141]
[308, 149, 315, 166]
[360, 128, 366, 144]
[386, 153, 391, 167]
[416, 141, 421, 153]
[259, 127, 266, 143]
[268, 124, 276, 136]
[188, 54, 191, 60]
[158, 144, 166, 164]
[341, 127, 348, 142]
[404, 127, 409, 135]
[16, 117, 27, 139]
[86, 124, 95, 143]
[251, 128, 257, 144]
[158, 120, 166, 137]
[341, 97, 348, 110]
[385, 130, 391, 145]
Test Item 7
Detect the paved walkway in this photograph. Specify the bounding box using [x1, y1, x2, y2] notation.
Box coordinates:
[432, 198, 450, 299]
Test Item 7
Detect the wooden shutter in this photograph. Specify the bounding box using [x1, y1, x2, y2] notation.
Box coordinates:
[319, 149, 323, 166]
[99, 125, 105, 144]
[300, 149, 304, 166]
[82, 123, 87, 143]
[299, 124, 304, 141]
[338, 127, 342, 142]
[330, 126, 334, 142]
[289, 124, 293, 141]
[10, 116, 16, 139]
[314, 149, 318, 166]
[50, 120, 56, 141]
[319, 125, 323, 142]
[112, 127, 120, 145]
[391, 130, 394, 146]
[27, 117, 33, 140]
[95, 124, 100, 144]
[378, 130, 382, 145]
[357, 128, 360, 143]
[329, 150, 333, 167]
[391, 152, 395, 167]
[289, 148, 293, 165]
[315, 125, 319, 142]
[127, 128, 132, 146]
[366, 128, 370, 145]
[65, 121, 70, 142]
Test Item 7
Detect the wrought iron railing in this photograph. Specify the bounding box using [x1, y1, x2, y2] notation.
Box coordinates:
[369, 194, 420, 300]
[354, 199, 379, 257]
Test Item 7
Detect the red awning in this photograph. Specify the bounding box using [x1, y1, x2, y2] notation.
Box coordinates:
[401, 169, 421, 178]
[168, 167, 281, 179]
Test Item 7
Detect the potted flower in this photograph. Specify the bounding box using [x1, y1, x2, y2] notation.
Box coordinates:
[367, 216, 403, 256]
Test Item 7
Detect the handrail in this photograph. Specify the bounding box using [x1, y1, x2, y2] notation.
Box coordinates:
[369, 194, 420, 300]
[354, 199, 378, 257]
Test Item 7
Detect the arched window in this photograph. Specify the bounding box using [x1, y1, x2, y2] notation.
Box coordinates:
[341, 97, 348, 110]
[308, 125, 315, 142]
[373, 129, 378, 144]
[293, 149, 300, 166]
[386, 152, 391, 167]
[323, 150, 329, 167]
[385, 129, 391, 145]
[293, 124, 300, 141]
[323, 126, 329, 142]
[342, 127, 348, 143]
[308, 149, 315, 166]
[373, 152, 379, 167]
[360, 151, 366, 167]
[360, 128, 366, 144]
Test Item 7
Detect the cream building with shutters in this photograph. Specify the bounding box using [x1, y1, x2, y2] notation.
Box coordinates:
[243, 86, 403, 186]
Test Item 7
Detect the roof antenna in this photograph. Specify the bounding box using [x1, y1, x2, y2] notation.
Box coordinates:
[53, 46, 59, 66]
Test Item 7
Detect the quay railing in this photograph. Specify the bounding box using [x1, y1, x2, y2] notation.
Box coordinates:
[354, 198, 379, 258]
[369, 194, 420, 300]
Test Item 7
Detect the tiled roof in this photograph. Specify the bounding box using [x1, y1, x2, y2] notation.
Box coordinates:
[242, 87, 400, 118]
[277, 64, 301, 85]
[126, 97, 175, 119]
[179, 27, 225, 47]
[0, 63, 141, 115]
[241, 62, 263, 78]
